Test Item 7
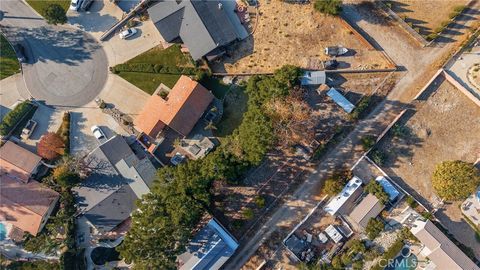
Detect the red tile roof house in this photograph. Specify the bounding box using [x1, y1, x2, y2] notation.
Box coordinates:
[0, 141, 60, 237]
[134, 75, 214, 159]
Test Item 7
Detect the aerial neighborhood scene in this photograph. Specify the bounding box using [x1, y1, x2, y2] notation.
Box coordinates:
[1, 0, 480, 269]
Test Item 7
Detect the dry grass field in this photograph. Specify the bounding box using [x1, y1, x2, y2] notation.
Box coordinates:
[377, 79, 480, 204]
[211, 1, 391, 74]
[390, 0, 469, 36]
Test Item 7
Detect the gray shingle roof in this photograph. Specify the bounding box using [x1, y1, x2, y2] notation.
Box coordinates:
[148, 0, 239, 60]
[74, 135, 157, 233]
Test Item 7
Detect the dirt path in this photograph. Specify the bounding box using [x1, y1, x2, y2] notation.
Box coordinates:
[223, 1, 480, 268]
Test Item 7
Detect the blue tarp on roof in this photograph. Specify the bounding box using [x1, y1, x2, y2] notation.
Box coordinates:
[376, 176, 400, 201]
[327, 88, 355, 113]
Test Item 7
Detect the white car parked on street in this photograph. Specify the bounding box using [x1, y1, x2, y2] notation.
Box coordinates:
[70, 0, 83, 11]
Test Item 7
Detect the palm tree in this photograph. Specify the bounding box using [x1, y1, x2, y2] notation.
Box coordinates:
[204, 121, 217, 131]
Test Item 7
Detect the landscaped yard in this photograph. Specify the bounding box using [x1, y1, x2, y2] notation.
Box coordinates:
[0, 34, 20, 80]
[210, 0, 392, 73]
[26, 0, 69, 17]
[214, 85, 248, 138]
[118, 72, 181, 94]
[389, 0, 469, 37]
[114, 44, 197, 95]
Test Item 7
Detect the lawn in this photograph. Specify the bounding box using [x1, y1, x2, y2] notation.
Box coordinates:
[114, 44, 196, 94]
[215, 86, 248, 138]
[200, 77, 231, 99]
[118, 72, 180, 95]
[26, 0, 69, 17]
[0, 34, 20, 80]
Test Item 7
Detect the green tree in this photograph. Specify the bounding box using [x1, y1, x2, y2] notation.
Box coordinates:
[43, 4, 67, 25]
[432, 160, 480, 201]
[53, 165, 80, 188]
[323, 178, 344, 195]
[366, 218, 384, 240]
[314, 0, 342, 15]
[361, 135, 376, 151]
[365, 180, 389, 204]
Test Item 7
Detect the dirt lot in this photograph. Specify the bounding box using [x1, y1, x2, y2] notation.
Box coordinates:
[390, 0, 469, 36]
[213, 72, 394, 239]
[211, 1, 391, 74]
[376, 79, 480, 204]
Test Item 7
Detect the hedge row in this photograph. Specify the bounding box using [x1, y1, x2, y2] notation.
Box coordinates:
[56, 112, 71, 154]
[0, 101, 34, 136]
[112, 63, 198, 75]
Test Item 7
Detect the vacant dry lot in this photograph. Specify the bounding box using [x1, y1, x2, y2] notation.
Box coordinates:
[211, 1, 391, 74]
[390, 0, 469, 35]
[376, 79, 480, 204]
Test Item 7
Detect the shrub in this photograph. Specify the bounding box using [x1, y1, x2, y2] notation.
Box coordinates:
[426, 33, 438, 41]
[53, 165, 80, 188]
[432, 160, 480, 201]
[56, 112, 70, 154]
[37, 132, 65, 160]
[406, 196, 418, 208]
[314, 0, 342, 15]
[366, 218, 384, 240]
[43, 3, 67, 25]
[243, 208, 254, 220]
[0, 101, 33, 135]
[370, 149, 387, 166]
[323, 178, 344, 195]
[391, 123, 410, 138]
[365, 180, 389, 204]
[361, 135, 376, 151]
[254, 196, 266, 208]
[349, 95, 371, 120]
[159, 91, 168, 99]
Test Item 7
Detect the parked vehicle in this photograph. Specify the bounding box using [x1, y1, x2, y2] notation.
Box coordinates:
[70, 0, 83, 11]
[170, 152, 186, 166]
[324, 46, 348, 57]
[79, 0, 94, 11]
[21, 120, 37, 140]
[324, 59, 338, 70]
[13, 44, 27, 63]
[91, 125, 106, 141]
[119, 28, 137, 39]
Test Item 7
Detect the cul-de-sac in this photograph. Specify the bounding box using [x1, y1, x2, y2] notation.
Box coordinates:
[0, 0, 479, 269]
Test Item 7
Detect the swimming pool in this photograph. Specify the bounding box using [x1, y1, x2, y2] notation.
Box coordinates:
[0, 223, 7, 241]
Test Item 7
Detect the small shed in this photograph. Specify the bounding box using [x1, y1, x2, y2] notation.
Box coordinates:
[326, 88, 355, 113]
[325, 225, 343, 243]
[301, 71, 326, 86]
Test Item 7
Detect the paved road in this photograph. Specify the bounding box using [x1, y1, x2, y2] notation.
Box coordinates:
[223, 1, 480, 268]
[0, 0, 108, 107]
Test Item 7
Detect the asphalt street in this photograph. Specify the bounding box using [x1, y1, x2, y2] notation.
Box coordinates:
[0, 0, 108, 107]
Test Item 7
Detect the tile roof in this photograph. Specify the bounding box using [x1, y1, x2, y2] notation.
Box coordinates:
[411, 219, 479, 270]
[348, 193, 384, 229]
[148, 0, 239, 60]
[0, 141, 42, 183]
[134, 76, 214, 137]
[0, 174, 59, 236]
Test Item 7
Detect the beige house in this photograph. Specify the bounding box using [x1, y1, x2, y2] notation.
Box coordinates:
[411, 219, 479, 270]
[348, 194, 384, 231]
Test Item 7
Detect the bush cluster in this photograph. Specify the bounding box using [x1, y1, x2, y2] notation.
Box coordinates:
[56, 112, 71, 154]
[0, 101, 33, 136]
[112, 63, 198, 75]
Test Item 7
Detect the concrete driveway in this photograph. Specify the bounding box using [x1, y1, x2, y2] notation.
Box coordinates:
[0, 0, 108, 107]
[68, 0, 163, 66]
[0, 74, 26, 120]
[70, 102, 127, 155]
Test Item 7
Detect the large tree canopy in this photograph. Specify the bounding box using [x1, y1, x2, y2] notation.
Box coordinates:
[118, 66, 303, 268]
[432, 160, 480, 201]
[43, 4, 67, 25]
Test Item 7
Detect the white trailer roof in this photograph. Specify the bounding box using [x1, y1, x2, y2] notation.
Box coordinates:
[325, 225, 343, 243]
[324, 176, 363, 215]
[327, 88, 355, 113]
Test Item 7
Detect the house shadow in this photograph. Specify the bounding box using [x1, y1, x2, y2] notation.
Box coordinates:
[67, 1, 119, 34]
[209, 36, 255, 73]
